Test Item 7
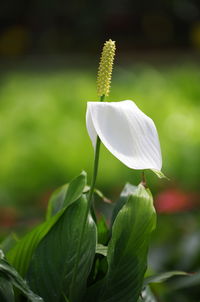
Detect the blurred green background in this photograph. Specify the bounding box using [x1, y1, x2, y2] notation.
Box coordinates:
[0, 61, 199, 208]
[0, 63, 198, 203]
[0, 0, 200, 301]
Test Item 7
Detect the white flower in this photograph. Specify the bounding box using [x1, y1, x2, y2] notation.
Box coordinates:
[86, 100, 163, 176]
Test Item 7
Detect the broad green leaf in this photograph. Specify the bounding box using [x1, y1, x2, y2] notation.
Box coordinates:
[28, 195, 97, 302]
[138, 286, 158, 302]
[46, 170, 87, 219]
[144, 271, 189, 287]
[6, 209, 65, 278]
[97, 184, 156, 302]
[6, 172, 87, 278]
[0, 250, 43, 302]
[111, 183, 137, 225]
[0, 274, 14, 302]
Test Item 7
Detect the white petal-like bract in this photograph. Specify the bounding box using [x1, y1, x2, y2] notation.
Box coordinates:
[86, 100, 162, 172]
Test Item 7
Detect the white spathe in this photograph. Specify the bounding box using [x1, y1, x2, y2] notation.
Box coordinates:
[86, 100, 162, 173]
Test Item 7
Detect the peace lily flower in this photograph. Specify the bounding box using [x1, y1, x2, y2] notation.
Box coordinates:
[86, 100, 163, 177]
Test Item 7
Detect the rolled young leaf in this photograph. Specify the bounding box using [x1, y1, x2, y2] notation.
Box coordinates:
[95, 184, 156, 302]
[86, 100, 162, 175]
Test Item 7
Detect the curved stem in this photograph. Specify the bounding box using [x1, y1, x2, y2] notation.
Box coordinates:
[87, 94, 105, 209]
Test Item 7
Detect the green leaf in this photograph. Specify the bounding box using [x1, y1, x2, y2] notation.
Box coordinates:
[0, 274, 14, 302]
[64, 171, 87, 206]
[144, 271, 189, 287]
[6, 172, 87, 278]
[111, 183, 137, 225]
[97, 184, 156, 302]
[6, 209, 65, 278]
[27, 195, 97, 302]
[0, 250, 43, 302]
[46, 171, 87, 219]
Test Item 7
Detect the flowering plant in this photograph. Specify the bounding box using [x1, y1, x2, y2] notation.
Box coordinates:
[0, 40, 187, 302]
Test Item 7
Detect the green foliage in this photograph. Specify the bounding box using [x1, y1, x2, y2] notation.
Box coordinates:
[1, 175, 190, 302]
[27, 195, 97, 302]
[7, 172, 87, 278]
[0, 274, 15, 302]
[96, 184, 156, 302]
[0, 54, 198, 302]
[0, 250, 42, 302]
[6, 209, 65, 278]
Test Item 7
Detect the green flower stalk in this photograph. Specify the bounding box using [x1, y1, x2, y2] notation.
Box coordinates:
[97, 39, 116, 97]
[87, 39, 116, 210]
